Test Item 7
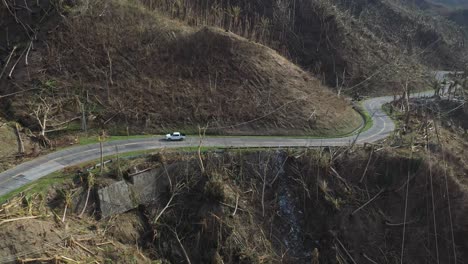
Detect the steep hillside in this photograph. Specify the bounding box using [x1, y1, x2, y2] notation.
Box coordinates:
[1, 145, 468, 263]
[402, 0, 468, 34]
[0, 0, 361, 139]
[143, 0, 467, 95]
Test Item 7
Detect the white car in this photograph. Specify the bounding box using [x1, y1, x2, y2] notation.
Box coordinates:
[165, 132, 186, 141]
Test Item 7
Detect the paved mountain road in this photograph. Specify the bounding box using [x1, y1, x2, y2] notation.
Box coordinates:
[0, 72, 452, 196]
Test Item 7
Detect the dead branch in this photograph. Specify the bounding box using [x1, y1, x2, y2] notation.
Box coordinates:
[152, 189, 176, 225]
[0, 88, 39, 99]
[261, 160, 267, 218]
[0, 215, 39, 225]
[1, 0, 18, 22]
[0, 45, 17, 80]
[47, 116, 80, 129]
[363, 253, 379, 264]
[43, 126, 71, 133]
[269, 155, 288, 185]
[232, 193, 239, 216]
[350, 188, 385, 216]
[253, 152, 272, 218]
[153, 167, 184, 225]
[335, 236, 357, 264]
[18, 255, 79, 263]
[170, 228, 192, 264]
[1, 0, 33, 38]
[359, 146, 374, 182]
[79, 172, 95, 218]
[385, 220, 417, 227]
[61, 190, 72, 222]
[71, 238, 96, 255]
[103, 113, 119, 125]
[107, 49, 113, 86]
[198, 125, 207, 174]
[18, 256, 58, 263]
[330, 166, 351, 190]
[24, 40, 33, 66]
[8, 47, 27, 78]
[15, 123, 25, 154]
[219, 201, 247, 212]
[95, 241, 115, 246]
[60, 256, 79, 263]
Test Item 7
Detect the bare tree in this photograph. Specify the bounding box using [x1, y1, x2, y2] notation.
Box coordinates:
[79, 172, 95, 218]
[26, 95, 79, 147]
[152, 171, 185, 225]
[385, 59, 426, 130]
[15, 122, 25, 155]
[28, 96, 52, 147]
[62, 190, 73, 222]
[197, 125, 208, 174]
[98, 130, 107, 175]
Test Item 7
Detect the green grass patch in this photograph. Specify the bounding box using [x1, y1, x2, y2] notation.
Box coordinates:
[0, 143, 340, 205]
[0, 171, 74, 204]
[382, 103, 405, 125]
[0, 146, 224, 204]
[78, 134, 155, 145]
[354, 102, 374, 133]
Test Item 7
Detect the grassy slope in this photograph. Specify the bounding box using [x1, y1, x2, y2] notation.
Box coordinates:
[5, 0, 361, 137]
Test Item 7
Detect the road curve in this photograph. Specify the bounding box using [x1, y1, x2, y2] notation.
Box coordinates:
[0, 72, 450, 196]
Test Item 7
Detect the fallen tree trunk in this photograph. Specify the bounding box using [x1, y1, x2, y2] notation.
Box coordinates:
[15, 123, 25, 154]
[0, 46, 17, 80]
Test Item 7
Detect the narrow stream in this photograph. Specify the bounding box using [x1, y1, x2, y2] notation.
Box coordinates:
[275, 151, 309, 260]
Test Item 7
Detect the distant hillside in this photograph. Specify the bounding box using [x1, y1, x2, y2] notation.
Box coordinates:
[447, 8, 468, 29]
[409, 0, 468, 36]
[140, 0, 467, 95]
[0, 0, 361, 138]
[404, 0, 451, 11]
[429, 0, 468, 7]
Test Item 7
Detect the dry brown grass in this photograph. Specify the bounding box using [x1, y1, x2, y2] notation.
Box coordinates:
[137, 0, 466, 95]
[7, 0, 361, 136]
[2, 144, 468, 263]
[0, 122, 16, 158]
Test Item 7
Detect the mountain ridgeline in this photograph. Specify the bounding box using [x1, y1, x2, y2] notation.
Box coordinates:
[430, 0, 468, 7]
[141, 0, 467, 94]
